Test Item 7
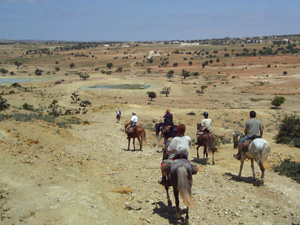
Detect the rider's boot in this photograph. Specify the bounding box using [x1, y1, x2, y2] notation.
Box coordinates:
[233, 146, 242, 160]
[158, 176, 168, 186]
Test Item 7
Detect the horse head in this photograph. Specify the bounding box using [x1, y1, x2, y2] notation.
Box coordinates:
[197, 123, 203, 130]
[155, 123, 163, 136]
[232, 131, 243, 148]
[124, 123, 130, 133]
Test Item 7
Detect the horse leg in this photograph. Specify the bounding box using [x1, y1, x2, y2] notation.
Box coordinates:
[251, 159, 256, 181]
[165, 186, 172, 207]
[133, 138, 136, 151]
[196, 145, 199, 158]
[137, 136, 142, 151]
[185, 207, 189, 223]
[203, 147, 208, 164]
[258, 161, 265, 184]
[127, 137, 130, 150]
[238, 157, 244, 178]
[212, 150, 215, 165]
[173, 186, 180, 219]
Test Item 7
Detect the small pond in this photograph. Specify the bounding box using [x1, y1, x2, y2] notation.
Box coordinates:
[0, 78, 35, 84]
[80, 84, 156, 90]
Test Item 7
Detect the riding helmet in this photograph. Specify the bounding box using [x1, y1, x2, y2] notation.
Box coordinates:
[203, 112, 208, 117]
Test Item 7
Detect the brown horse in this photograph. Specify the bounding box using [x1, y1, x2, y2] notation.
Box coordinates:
[125, 123, 146, 151]
[196, 123, 218, 165]
[164, 159, 194, 222]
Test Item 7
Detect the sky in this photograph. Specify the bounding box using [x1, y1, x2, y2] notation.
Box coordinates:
[0, 0, 300, 42]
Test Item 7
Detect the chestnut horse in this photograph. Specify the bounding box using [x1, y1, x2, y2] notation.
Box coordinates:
[196, 123, 218, 165]
[164, 159, 194, 222]
[232, 132, 271, 184]
[125, 123, 146, 151]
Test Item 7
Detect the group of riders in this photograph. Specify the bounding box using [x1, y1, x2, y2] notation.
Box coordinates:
[120, 108, 264, 186]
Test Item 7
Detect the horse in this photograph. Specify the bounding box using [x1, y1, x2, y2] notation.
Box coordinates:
[155, 122, 164, 136]
[232, 132, 271, 184]
[116, 114, 121, 122]
[164, 159, 194, 222]
[196, 123, 218, 165]
[125, 123, 146, 151]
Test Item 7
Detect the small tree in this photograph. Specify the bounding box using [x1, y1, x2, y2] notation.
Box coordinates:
[116, 67, 123, 72]
[0, 68, 9, 74]
[0, 96, 10, 111]
[107, 63, 113, 69]
[70, 63, 75, 69]
[166, 70, 174, 79]
[79, 72, 90, 80]
[147, 91, 157, 101]
[271, 96, 285, 109]
[35, 69, 43, 75]
[161, 87, 171, 97]
[181, 70, 190, 79]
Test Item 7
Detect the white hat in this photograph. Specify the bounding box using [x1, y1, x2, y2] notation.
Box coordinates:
[132, 112, 136, 114]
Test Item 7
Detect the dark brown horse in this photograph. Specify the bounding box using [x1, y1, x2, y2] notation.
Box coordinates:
[164, 159, 194, 222]
[116, 114, 121, 122]
[125, 123, 146, 151]
[196, 123, 218, 165]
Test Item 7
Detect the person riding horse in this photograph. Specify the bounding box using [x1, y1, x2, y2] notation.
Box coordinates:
[196, 112, 212, 145]
[126, 112, 138, 134]
[116, 108, 121, 120]
[159, 124, 197, 186]
[234, 110, 263, 160]
[162, 108, 174, 133]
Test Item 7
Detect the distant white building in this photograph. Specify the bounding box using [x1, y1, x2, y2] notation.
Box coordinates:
[282, 39, 289, 42]
[122, 44, 130, 48]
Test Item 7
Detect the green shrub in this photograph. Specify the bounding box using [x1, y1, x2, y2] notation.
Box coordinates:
[0, 96, 10, 111]
[22, 103, 34, 111]
[271, 96, 285, 109]
[274, 159, 300, 183]
[275, 114, 300, 147]
[187, 111, 196, 116]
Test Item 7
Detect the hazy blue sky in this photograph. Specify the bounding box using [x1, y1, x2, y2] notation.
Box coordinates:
[1, 0, 299, 41]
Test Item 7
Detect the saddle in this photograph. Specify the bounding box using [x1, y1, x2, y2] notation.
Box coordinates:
[242, 135, 261, 151]
[162, 125, 172, 133]
[126, 127, 135, 134]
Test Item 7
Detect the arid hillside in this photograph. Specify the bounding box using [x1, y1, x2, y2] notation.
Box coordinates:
[0, 40, 300, 224]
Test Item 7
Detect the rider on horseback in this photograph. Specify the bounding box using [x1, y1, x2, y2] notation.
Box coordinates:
[130, 112, 138, 127]
[162, 108, 174, 132]
[234, 110, 263, 160]
[196, 112, 212, 145]
[126, 112, 138, 135]
[159, 124, 197, 186]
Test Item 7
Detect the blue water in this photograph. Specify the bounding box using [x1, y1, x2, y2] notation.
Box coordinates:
[0, 78, 35, 84]
[80, 84, 157, 90]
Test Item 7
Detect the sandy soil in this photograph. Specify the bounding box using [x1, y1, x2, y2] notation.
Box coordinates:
[1, 43, 300, 224]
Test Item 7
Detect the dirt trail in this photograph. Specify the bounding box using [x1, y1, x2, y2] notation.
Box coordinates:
[1, 110, 300, 225]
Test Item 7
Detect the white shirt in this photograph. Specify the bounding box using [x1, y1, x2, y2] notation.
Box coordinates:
[167, 136, 192, 159]
[201, 118, 212, 131]
[131, 115, 138, 123]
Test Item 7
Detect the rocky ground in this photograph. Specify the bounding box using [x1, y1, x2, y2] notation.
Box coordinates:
[1, 108, 300, 225]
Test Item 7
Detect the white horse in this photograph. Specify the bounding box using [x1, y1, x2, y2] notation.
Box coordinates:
[232, 132, 271, 184]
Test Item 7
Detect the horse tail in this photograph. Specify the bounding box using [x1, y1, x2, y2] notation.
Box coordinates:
[207, 134, 218, 153]
[260, 142, 271, 169]
[143, 130, 146, 143]
[177, 166, 195, 209]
